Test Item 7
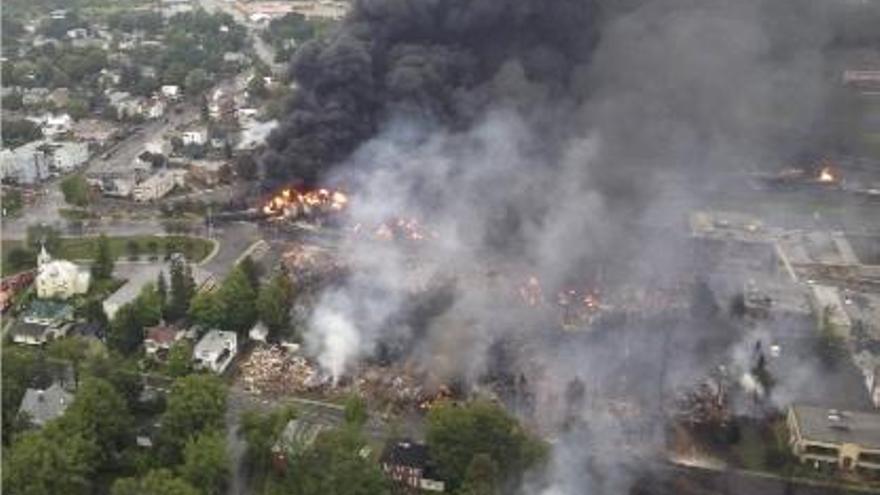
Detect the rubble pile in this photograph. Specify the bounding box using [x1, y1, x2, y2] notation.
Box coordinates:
[354, 366, 453, 411]
[282, 244, 346, 287]
[240, 345, 330, 395]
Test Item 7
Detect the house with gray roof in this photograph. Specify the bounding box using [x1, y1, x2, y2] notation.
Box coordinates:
[18, 383, 74, 427]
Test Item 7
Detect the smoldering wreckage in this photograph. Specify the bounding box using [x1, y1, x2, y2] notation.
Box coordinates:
[232, 0, 880, 492]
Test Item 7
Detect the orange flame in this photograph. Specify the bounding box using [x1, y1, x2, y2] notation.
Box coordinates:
[263, 187, 348, 217]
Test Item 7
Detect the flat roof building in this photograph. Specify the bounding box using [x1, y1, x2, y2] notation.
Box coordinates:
[787, 404, 880, 473]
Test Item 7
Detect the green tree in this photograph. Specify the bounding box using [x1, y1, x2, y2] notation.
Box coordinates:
[343, 394, 367, 429]
[168, 258, 196, 321]
[26, 224, 61, 254]
[108, 285, 161, 355]
[239, 255, 262, 291]
[238, 405, 296, 475]
[126, 239, 141, 260]
[66, 98, 90, 120]
[426, 401, 547, 490]
[167, 341, 193, 378]
[2, 188, 23, 216]
[189, 290, 225, 329]
[181, 430, 229, 495]
[46, 336, 95, 376]
[2, 428, 98, 495]
[5, 247, 36, 273]
[56, 377, 133, 465]
[80, 353, 142, 410]
[257, 272, 293, 336]
[1, 118, 42, 147]
[219, 265, 258, 334]
[2, 346, 39, 444]
[816, 305, 847, 369]
[91, 233, 114, 280]
[60, 174, 91, 207]
[157, 271, 168, 308]
[283, 427, 389, 495]
[158, 374, 227, 464]
[458, 454, 499, 495]
[111, 469, 200, 495]
[184, 68, 211, 96]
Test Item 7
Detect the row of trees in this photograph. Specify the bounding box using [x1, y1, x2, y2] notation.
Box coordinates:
[189, 258, 293, 339]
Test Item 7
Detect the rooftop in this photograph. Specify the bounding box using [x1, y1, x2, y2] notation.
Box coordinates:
[379, 439, 430, 469]
[791, 404, 880, 450]
[18, 383, 74, 426]
[145, 325, 178, 345]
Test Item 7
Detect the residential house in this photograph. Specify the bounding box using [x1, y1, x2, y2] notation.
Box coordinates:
[22, 87, 50, 107]
[132, 169, 186, 202]
[107, 91, 143, 119]
[144, 98, 165, 120]
[787, 404, 880, 473]
[161, 85, 181, 101]
[21, 299, 74, 327]
[193, 330, 237, 373]
[68, 321, 105, 343]
[181, 130, 207, 146]
[36, 246, 91, 299]
[66, 28, 88, 39]
[42, 113, 73, 137]
[144, 325, 179, 358]
[18, 383, 74, 427]
[379, 440, 446, 492]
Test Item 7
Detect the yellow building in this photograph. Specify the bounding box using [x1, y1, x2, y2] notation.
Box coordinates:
[787, 404, 880, 473]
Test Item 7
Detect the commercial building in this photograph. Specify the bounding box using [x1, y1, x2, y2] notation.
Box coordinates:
[132, 169, 185, 202]
[787, 404, 880, 473]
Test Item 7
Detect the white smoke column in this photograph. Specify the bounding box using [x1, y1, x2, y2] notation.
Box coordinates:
[309, 298, 361, 381]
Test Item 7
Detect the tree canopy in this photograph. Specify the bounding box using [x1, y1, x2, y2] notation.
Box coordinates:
[426, 401, 547, 490]
[181, 430, 229, 495]
[280, 427, 389, 495]
[158, 374, 227, 464]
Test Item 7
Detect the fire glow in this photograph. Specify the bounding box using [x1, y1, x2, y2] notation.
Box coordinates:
[263, 188, 349, 217]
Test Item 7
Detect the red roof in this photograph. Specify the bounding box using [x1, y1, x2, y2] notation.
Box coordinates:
[145, 326, 177, 345]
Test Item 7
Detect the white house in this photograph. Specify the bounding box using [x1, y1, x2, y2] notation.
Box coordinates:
[160, 85, 180, 100]
[35, 246, 91, 299]
[193, 330, 237, 373]
[132, 169, 185, 202]
[0, 143, 49, 184]
[42, 113, 73, 137]
[47, 141, 89, 173]
[181, 130, 207, 146]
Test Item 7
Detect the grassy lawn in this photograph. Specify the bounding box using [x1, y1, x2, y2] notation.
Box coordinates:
[1, 235, 214, 276]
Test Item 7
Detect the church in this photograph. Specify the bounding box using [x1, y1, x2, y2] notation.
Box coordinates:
[35, 246, 91, 299]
